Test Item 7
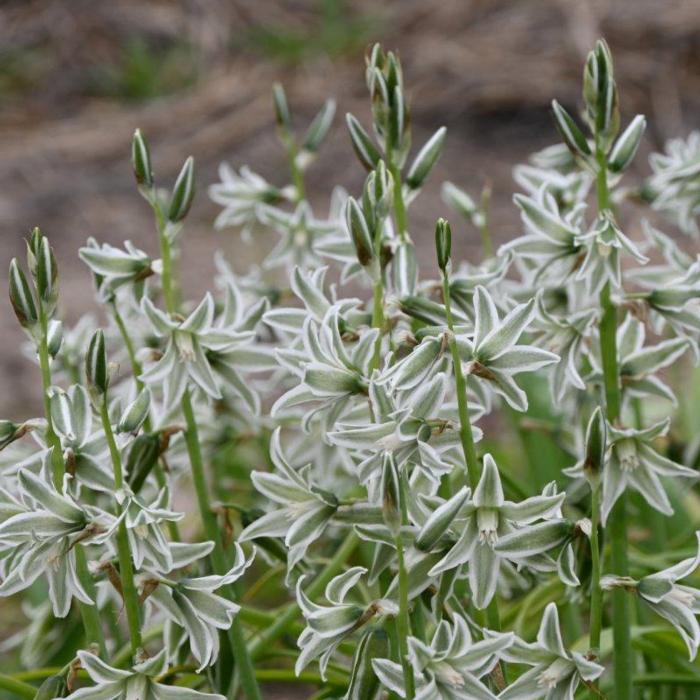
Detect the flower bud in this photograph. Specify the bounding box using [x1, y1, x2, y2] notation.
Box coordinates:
[8, 258, 38, 329]
[117, 388, 151, 433]
[608, 115, 646, 173]
[363, 160, 394, 221]
[132, 128, 154, 189]
[86, 329, 109, 395]
[168, 156, 195, 223]
[583, 406, 606, 482]
[0, 419, 28, 451]
[406, 126, 446, 190]
[47, 319, 63, 358]
[346, 197, 375, 268]
[435, 218, 452, 271]
[302, 99, 335, 154]
[551, 100, 592, 159]
[26, 229, 58, 310]
[380, 454, 402, 533]
[272, 82, 292, 133]
[126, 432, 161, 491]
[346, 113, 381, 172]
[442, 182, 477, 220]
[583, 39, 619, 147]
[33, 675, 67, 700]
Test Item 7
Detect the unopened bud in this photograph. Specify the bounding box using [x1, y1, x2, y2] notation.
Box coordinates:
[435, 218, 452, 271]
[8, 258, 38, 329]
[132, 128, 154, 189]
[117, 388, 151, 433]
[86, 329, 109, 395]
[346, 197, 375, 269]
[168, 156, 195, 223]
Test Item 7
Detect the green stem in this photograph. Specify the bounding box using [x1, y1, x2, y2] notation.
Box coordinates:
[595, 140, 632, 699]
[394, 533, 415, 700]
[180, 388, 262, 700]
[287, 140, 306, 203]
[37, 305, 63, 488]
[249, 530, 359, 659]
[100, 399, 142, 656]
[155, 204, 176, 316]
[588, 481, 603, 656]
[0, 674, 35, 700]
[442, 274, 479, 490]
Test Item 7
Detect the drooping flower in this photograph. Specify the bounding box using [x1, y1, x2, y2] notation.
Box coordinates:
[296, 566, 397, 679]
[454, 286, 559, 411]
[64, 649, 224, 700]
[0, 466, 110, 617]
[602, 531, 700, 660]
[565, 418, 699, 524]
[499, 603, 604, 699]
[373, 615, 512, 699]
[239, 429, 338, 570]
[423, 454, 565, 609]
[148, 542, 253, 670]
[140, 294, 255, 408]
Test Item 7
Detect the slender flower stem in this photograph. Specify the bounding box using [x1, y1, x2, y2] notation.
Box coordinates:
[99, 399, 142, 656]
[37, 305, 63, 488]
[394, 532, 415, 700]
[36, 304, 106, 655]
[442, 274, 479, 490]
[594, 141, 632, 699]
[588, 481, 603, 655]
[287, 141, 306, 203]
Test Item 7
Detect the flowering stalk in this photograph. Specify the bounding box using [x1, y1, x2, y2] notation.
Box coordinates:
[437, 220, 479, 491]
[22, 241, 107, 656]
[98, 380, 143, 656]
[595, 111, 633, 700]
[394, 530, 415, 700]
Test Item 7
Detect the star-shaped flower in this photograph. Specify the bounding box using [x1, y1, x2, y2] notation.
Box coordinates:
[454, 286, 559, 411]
[64, 649, 224, 699]
[140, 294, 254, 408]
[424, 454, 565, 609]
[565, 418, 698, 524]
[499, 603, 604, 699]
[602, 532, 700, 660]
[373, 615, 512, 699]
[239, 429, 338, 570]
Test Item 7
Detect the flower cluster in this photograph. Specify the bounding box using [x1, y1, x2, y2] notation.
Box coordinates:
[1, 37, 699, 700]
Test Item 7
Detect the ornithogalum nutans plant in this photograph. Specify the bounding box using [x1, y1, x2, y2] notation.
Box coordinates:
[2, 38, 700, 700]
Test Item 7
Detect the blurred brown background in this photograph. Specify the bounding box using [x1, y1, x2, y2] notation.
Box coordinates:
[2, 0, 700, 416]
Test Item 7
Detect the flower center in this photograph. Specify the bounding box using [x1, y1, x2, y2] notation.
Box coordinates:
[616, 438, 639, 472]
[175, 331, 195, 362]
[537, 658, 572, 688]
[477, 508, 499, 545]
[434, 662, 464, 688]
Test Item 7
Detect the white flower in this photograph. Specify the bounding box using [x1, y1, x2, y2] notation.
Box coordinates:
[140, 294, 254, 408]
[499, 603, 604, 699]
[64, 649, 224, 700]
